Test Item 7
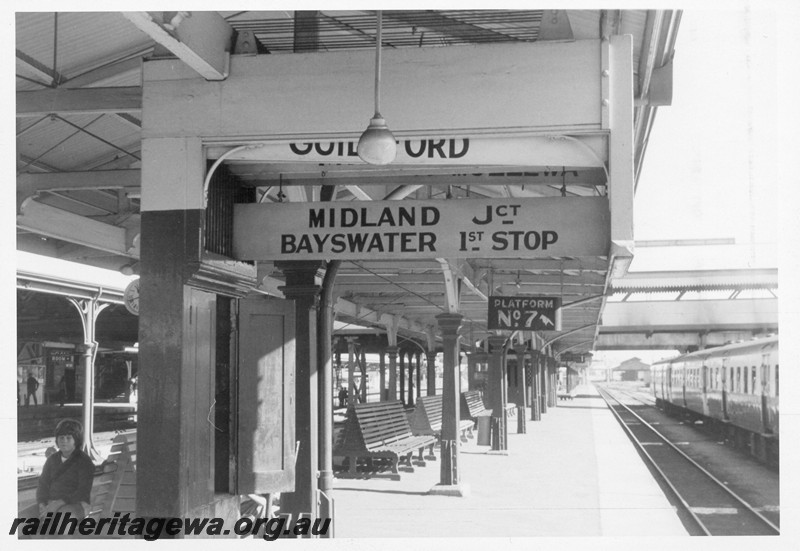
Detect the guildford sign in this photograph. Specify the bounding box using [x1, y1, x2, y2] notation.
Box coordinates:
[233, 197, 609, 261]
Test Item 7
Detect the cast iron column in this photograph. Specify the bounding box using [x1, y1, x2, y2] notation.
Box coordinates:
[399, 350, 406, 405]
[430, 313, 466, 495]
[487, 335, 508, 452]
[530, 350, 541, 421]
[386, 346, 398, 401]
[416, 352, 422, 399]
[540, 353, 548, 414]
[513, 342, 528, 434]
[379, 351, 386, 401]
[426, 350, 437, 396]
[407, 351, 415, 407]
[346, 337, 357, 406]
[276, 260, 323, 528]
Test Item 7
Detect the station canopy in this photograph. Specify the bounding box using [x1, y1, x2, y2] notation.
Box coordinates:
[16, 10, 681, 355]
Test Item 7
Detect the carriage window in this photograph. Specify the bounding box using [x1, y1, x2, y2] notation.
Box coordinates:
[751, 366, 757, 395]
[735, 366, 741, 392]
[743, 366, 748, 394]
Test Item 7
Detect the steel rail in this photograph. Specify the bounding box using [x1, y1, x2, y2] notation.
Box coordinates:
[597, 385, 780, 535]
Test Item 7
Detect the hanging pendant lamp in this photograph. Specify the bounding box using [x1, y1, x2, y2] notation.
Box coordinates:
[357, 10, 397, 165]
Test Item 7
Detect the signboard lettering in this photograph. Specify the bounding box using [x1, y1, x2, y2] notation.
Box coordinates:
[488, 296, 562, 331]
[213, 135, 606, 167]
[234, 197, 609, 261]
[289, 139, 470, 160]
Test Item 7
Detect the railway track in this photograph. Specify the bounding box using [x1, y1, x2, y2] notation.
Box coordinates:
[596, 384, 779, 536]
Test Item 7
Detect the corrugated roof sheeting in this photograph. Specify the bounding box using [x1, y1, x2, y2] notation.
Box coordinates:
[17, 113, 140, 172]
[227, 10, 548, 53]
[16, 12, 150, 88]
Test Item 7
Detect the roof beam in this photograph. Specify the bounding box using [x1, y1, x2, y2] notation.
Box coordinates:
[61, 53, 147, 88]
[122, 11, 232, 81]
[17, 199, 135, 258]
[16, 87, 142, 117]
[334, 296, 430, 337]
[238, 170, 608, 188]
[595, 331, 771, 351]
[18, 171, 141, 196]
[16, 49, 63, 87]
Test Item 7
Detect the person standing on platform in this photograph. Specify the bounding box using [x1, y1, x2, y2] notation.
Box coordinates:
[36, 419, 94, 520]
[26, 373, 39, 406]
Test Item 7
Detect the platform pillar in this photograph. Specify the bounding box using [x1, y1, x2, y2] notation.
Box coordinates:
[487, 335, 508, 451]
[379, 351, 386, 401]
[539, 354, 548, 415]
[416, 351, 423, 400]
[513, 343, 528, 434]
[276, 260, 323, 529]
[399, 350, 406, 405]
[426, 350, 437, 396]
[430, 313, 466, 495]
[346, 337, 357, 407]
[407, 352, 419, 406]
[386, 346, 398, 402]
[530, 351, 541, 421]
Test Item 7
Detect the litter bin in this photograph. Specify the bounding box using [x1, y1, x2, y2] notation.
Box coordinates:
[477, 415, 491, 446]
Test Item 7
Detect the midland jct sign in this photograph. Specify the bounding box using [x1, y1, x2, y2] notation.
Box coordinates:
[233, 197, 609, 261]
[488, 296, 562, 331]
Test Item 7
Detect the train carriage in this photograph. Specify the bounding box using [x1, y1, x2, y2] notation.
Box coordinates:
[651, 336, 778, 465]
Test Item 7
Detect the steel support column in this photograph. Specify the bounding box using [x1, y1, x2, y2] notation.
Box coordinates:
[276, 260, 323, 529]
[67, 296, 109, 462]
[487, 335, 509, 452]
[426, 350, 437, 396]
[430, 313, 466, 495]
[386, 346, 398, 401]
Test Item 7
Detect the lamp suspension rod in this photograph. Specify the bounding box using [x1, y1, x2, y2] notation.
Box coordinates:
[373, 10, 383, 116]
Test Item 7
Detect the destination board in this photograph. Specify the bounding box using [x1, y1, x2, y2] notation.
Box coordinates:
[487, 296, 562, 331]
[233, 197, 609, 261]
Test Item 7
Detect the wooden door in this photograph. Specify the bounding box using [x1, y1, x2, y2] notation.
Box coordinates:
[236, 297, 296, 493]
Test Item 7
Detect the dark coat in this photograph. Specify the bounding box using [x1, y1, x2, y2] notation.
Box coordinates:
[36, 449, 94, 505]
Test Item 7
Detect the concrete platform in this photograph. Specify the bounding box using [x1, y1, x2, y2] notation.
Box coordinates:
[332, 386, 689, 538]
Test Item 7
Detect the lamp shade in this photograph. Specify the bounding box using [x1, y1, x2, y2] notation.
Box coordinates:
[357, 115, 397, 165]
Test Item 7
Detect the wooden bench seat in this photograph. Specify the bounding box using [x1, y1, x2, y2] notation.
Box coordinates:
[410, 395, 474, 442]
[557, 388, 576, 400]
[89, 431, 137, 521]
[333, 401, 437, 479]
[461, 390, 516, 421]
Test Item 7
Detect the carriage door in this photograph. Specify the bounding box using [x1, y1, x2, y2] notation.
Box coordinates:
[665, 365, 672, 403]
[701, 364, 709, 416]
[235, 297, 296, 494]
[681, 363, 687, 408]
[760, 354, 770, 433]
[721, 357, 728, 420]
